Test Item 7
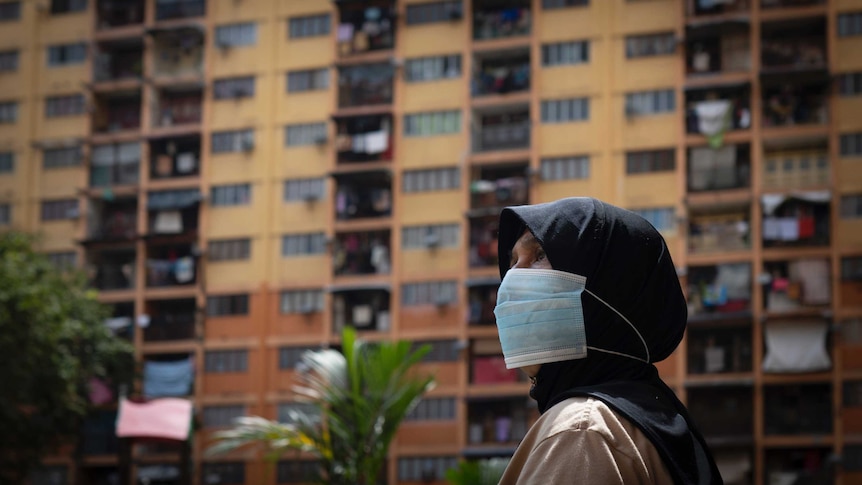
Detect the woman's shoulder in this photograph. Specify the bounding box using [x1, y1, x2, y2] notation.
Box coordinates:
[539, 396, 644, 445]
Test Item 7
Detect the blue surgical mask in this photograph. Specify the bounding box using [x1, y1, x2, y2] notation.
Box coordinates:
[494, 268, 649, 369]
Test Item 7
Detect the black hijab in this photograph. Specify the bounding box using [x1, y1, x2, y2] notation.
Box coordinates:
[498, 197, 722, 485]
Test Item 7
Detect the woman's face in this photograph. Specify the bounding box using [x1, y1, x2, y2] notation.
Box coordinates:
[506, 229, 553, 379]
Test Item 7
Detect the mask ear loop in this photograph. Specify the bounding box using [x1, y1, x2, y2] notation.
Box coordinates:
[584, 289, 650, 364]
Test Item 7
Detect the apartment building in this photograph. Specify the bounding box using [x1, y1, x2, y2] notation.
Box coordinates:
[1, 0, 861, 483]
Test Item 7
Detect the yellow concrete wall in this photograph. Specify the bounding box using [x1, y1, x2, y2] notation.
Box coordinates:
[208, 129, 270, 181]
[401, 21, 465, 57]
[612, 0, 678, 34]
[273, 191, 330, 233]
[207, 201, 265, 238]
[38, 112, 89, 140]
[538, 3, 605, 41]
[401, 79, 464, 112]
[834, 37, 862, 72]
[273, 253, 330, 285]
[401, 247, 462, 278]
[38, 219, 82, 251]
[538, 101, 605, 155]
[276, 144, 331, 177]
[276, 89, 332, 124]
[540, 60, 602, 98]
[400, 133, 467, 168]
[838, 159, 862, 192]
[210, 21, 275, 78]
[210, 84, 273, 130]
[400, 192, 462, 224]
[622, 171, 678, 208]
[613, 109, 679, 150]
[837, 219, 862, 247]
[538, 179, 604, 203]
[39, 167, 84, 198]
[836, 96, 862, 132]
[613, 54, 679, 93]
[276, 0, 333, 18]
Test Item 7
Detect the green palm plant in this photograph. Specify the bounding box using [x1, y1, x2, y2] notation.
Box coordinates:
[208, 327, 435, 484]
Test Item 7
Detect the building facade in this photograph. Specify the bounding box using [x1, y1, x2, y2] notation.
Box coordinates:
[1, 0, 862, 483]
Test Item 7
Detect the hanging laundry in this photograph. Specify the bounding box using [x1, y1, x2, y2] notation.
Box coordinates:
[363, 131, 388, 154]
[116, 397, 193, 441]
[142, 358, 194, 398]
[89, 378, 114, 406]
[175, 153, 196, 173]
[173, 257, 195, 284]
[694, 100, 732, 148]
[762, 320, 831, 373]
[153, 210, 183, 234]
[337, 24, 354, 42]
[778, 217, 799, 241]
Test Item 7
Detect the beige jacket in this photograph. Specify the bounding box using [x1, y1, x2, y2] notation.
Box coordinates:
[499, 396, 673, 485]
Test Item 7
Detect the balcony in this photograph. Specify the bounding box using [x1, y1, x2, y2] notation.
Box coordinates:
[146, 189, 201, 237]
[334, 171, 391, 221]
[153, 88, 202, 129]
[688, 0, 749, 18]
[331, 288, 391, 333]
[685, 22, 751, 78]
[92, 92, 141, 135]
[686, 387, 752, 445]
[469, 214, 499, 268]
[472, 108, 530, 153]
[687, 263, 752, 320]
[142, 298, 197, 342]
[145, 244, 198, 288]
[82, 410, 119, 456]
[762, 192, 830, 248]
[762, 259, 831, 313]
[333, 230, 391, 277]
[470, 338, 525, 386]
[468, 280, 500, 327]
[337, 63, 394, 109]
[472, 48, 530, 97]
[473, 0, 531, 42]
[466, 397, 533, 450]
[761, 0, 824, 8]
[334, 114, 392, 165]
[687, 326, 753, 374]
[85, 198, 138, 243]
[87, 249, 136, 291]
[105, 302, 134, 341]
[762, 81, 829, 128]
[685, 84, 751, 139]
[142, 354, 194, 398]
[763, 145, 829, 189]
[688, 203, 751, 254]
[151, 28, 204, 80]
[841, 256, 862, 308]
[469, 164, 529, 217]
[154, 0, 205, 21]
[96, 0, 144, 30]
[765, 384, 832, 435]
[687, 144, 751, 192]
[761, 18, 827, 73]
[149, 136, 200, 180]
[764, 448, 832, 484]
[335, 2, 396, 57]
[90, 142, 141, 187]
[93, 40, 143, 84]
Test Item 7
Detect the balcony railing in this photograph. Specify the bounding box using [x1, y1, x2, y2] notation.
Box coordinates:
[335, 186, 391, 221]
[761, 0, 824, 8]
[469, 215, 498, 268]
[331, 290, 391, 332]
[155, 95, 202, 127]
[335, 115, 392, 164]
[90, 260, 136, 291]
[470, 176, 528, 212]
[333, 231, 391, 276]
[686, 33, 751, 75]
[96, 0, 144, 29]
[155, 0, 205, 21]
[687, 263, 752, 317]
[88, 209, 138, 242]
[687, 328, 753, 375]
[762, 89, 828, 127]
[93, 102, 141, 134]
[763, 150, 829, 189]
[473, 6, 530, 41]
[146, 255, 197, 287]
[94, 50, 143, 83]
[473, 123, 530, 152]
[689, 0, 749, 17]
[338, 64, 394, 108]
[143, 314, 196, 342]
[90, 161, 140, 187]
[688, 217, 751, 254]
[336, 4, 396, 56]
[762, 195, 830, 248]
[152, 31, 204, 78]
[761, 37, 826, 71]
[467, 399, 530, 446]
[688, 146, 750, 192]
[473, 60, 530, 96]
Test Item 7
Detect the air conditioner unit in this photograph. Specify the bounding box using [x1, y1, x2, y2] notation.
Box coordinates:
[240, 138, 255, 152]
[215, 38, 233, 50]
[66, 206, 81, 218]
[424, 233, 440, 249]
[299, 303, 317, 315]
[448, 6, 463, 20]
[434, 294, 452, 308]
[625, 102, 641, 117]
[303, 192, 321, 203]
[314, 135, 328, 146]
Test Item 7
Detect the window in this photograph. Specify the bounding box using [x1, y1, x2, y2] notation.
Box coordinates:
[285, 122, 327, 146]
[47, 43, 87, 67]
[542, 40, 589, 66]
[405, 1, 462, 25]
[205, 349, 248, 373]
[0, 101, 17, 123]
[0, 50, 18, 72]
[842, 194, 862, 219]
[50, 0, 86, 14]
[0, 203, 9, 225]
[840, 73, 862, 96]
[839, 12, 862, 37]
[402, 281, 458, 306]
[278, 346, 317, 369]
[404, 110, 461, 137]
[215, 22, 257, 47]
[90, 143, 139, 186]
[41, 199, 78, 221]
[287, 68, 329, 92]
[0, 152, 13, 173]
[207, 294, 249, 316]
[397, 457, 458, 482]
[202, 405, 245, 427]
[208, 239, 251, 261]
[43, 146, 81, 169]
[211, 183, 251, 206]
[211, 129, 254, 154]
[423, 339, 459, 362]
[0, 1, 20, 21]
[45, 94, 85, 117]
[280, 289, 324, 314]
[282, 233, 326, 256]
[201, 462, 245, 485]
[631, 207, 676, 231]
[402, 224, 460, 249]
[842, 256, 862, 282]
[277, 402, 320, 425]
[405, 397, 456, 421]
[543, 0, 588, 8]
[284, 178, 326, 202]
[213, 76, 255, 100]
[626, 149, 675, 174]
[625, 32, 676, 58]
[404, 54, 461, 82]
[403, 167, 460, 193]
[541, 98, 589, 123]
[841, 133, 862, 157]
[541, 155, 590, 180]
[276, 461, 319, 484]
[46, 251, 76, 269]
[288, 13, 330, 39]
[625, 89, 675, 116]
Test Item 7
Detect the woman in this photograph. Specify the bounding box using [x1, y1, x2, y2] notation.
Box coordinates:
[494, 197, 722, 484]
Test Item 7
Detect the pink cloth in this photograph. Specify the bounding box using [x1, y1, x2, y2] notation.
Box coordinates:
[116, 398, 193, 441]
[88, 378, 114, 406]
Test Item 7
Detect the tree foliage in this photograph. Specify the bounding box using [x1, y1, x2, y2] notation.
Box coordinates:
[209, 326, 436, 484]
[0, 232, 134, 484]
